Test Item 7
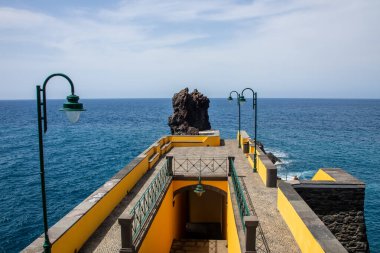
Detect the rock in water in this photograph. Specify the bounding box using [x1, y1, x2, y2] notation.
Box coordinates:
[255, 141, 281, 164]
[256, 140, 266, 153]
[168, 88, 211, 135]
[267, 152, 282, 164]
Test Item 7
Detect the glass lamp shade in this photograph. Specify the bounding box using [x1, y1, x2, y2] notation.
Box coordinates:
[239, 95, 246, 103]
[194, 184, 205, 197]
[60, 94, 85, 123]
[64, 110, 82, 123]
[227, 96, 233, 102]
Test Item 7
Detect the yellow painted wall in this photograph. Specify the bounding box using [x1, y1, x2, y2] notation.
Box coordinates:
[249, 144, 254, 154]
[170, 135, 220, 147]
[52, 157, 150, 253]
[248, 144, 262, 156]
[227, 184, 242, 253]
[170, 135, 206, 143]
[256, 157, 267, 186]
[236, 130, 250, 150]
[222, 194, 227, 239]
[173, 190, 187, 239]
[166, 143, 173, 153]
[173, 180, 228, 194]
[139, 182, 175, 253]
[143, 144, 157, 158]
[139, 180, 229, 252]
[248, 155, 267, 186]
[277, 188, 325, 253]
[247, 155, 254, 168]
[312, 169, 336, 182]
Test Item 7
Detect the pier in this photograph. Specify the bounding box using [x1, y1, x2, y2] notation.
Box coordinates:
[24, 130, 368, 253]
[80, 139, 299, 253]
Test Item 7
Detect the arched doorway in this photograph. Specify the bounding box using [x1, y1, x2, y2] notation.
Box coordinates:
[173, 184, 227, 240]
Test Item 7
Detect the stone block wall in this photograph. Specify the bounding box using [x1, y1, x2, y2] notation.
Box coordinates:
[295, 186, 369, 253]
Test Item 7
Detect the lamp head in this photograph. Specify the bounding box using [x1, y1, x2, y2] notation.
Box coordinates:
[227, 96, 233, 102]
[194, 183, 205, 197]
[239, 95, 246, 103]
[60, 94, 85, 123]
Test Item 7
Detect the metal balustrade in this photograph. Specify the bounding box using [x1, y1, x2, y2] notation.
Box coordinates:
[229, 159, 251, 228]
[130, 162, 172, 242]
[172, 156, 228, 177]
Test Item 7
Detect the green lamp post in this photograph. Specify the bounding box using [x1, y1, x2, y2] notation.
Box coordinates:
[228, 91, 243, 148]
[240, 88, 258, 172]
[36, 73, 85, 253]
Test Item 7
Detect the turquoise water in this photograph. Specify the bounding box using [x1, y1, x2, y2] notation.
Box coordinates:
[0, 98, 379, 252]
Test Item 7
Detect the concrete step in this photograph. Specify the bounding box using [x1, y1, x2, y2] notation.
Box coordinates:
[170, 239, 227, 253]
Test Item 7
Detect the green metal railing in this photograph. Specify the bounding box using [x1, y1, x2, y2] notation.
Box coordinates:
[130, 162, 171, 242]
[229, 159, 250, 229]
[173, 156, 228, 177]
[240, 175, 271, 253]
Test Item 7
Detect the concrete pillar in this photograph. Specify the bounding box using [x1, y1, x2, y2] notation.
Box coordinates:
[118, 214, 134, 253]
[243, 142, 250, 154]
[166, 155, 173, 176]
[228, 156, 235, 176]
[244, 215, 259, 253]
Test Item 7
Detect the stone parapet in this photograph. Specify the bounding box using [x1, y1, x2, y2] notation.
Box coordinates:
[278, 181, 348, 253]
[293, 168, 369, 253]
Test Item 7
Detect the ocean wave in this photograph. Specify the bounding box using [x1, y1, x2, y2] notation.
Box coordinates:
[265, 149, 289, 159]
[278, 170, 315, 180]
[275, 160, 293, 166]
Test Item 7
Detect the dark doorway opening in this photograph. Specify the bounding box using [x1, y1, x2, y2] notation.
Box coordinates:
[175, 188, 226, 240]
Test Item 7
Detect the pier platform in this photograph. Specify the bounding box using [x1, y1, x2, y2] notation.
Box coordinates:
[80, 139, 300, 253]
[25, 129, 366, 253]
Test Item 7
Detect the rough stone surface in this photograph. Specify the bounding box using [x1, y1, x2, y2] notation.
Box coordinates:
[252, 141, 281, 165]
[266, 152, 282, 164]
[256, 141, 266, 153]
[295, 187, 369, 253]
[168, 88, 211, 135]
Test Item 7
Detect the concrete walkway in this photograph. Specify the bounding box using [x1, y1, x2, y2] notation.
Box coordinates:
[80, 139, 300, 253]
[170, 239, 227, 253]
[224, 140, 300, 253]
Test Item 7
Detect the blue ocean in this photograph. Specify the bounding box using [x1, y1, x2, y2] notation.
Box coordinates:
[0, 98, 379, 252]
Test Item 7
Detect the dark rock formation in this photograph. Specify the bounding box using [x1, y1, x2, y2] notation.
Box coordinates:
[168, 88, 211, 135]
[256, 140, 266, 154]
[267, 152, 282, 164]
[255, 141, 281, 164]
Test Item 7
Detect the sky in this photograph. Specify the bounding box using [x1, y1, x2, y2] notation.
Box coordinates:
[0, 0, 379, 99]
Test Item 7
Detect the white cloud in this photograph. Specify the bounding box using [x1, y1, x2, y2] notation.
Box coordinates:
[0, 7, 52, 27]
[0, 0, 379, 99]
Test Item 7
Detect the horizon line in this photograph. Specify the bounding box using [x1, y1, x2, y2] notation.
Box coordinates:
[1, 97, 380, 101]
